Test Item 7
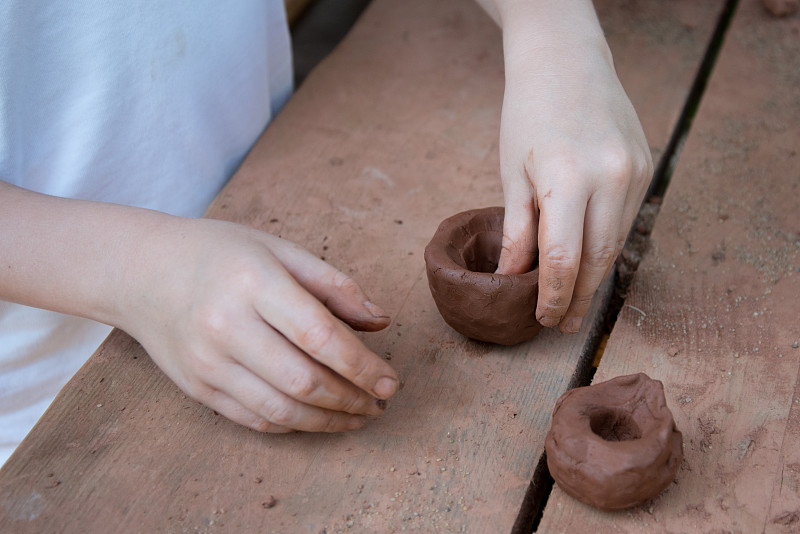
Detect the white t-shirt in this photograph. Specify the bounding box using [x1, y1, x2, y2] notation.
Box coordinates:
[0, 1, 293, 466]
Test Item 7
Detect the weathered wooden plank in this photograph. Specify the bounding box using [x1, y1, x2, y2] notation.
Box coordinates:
[538, 2, 800, 532]
[0, 0, 723, 532]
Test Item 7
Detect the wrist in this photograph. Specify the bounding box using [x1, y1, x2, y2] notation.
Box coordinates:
[107, 210, 189, 337]
[496, 0, 612, 75]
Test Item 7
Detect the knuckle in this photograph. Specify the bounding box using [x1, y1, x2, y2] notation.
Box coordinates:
[192, 304, 230, 337]
[298, 319, 336, 354]
[251, 418, 274, 432]
[346, 358, 374, 387]
[262, 398, 295, 427]
[599, 145, 634, 184]
[642, 155, 655, 180]
[331, 349, 375, 390]
[330, 270, 359, 294]
[543, 275, 565, 292]
[582, 244, 618, 271]
[182, 377, 212, 403]
[570, 294, 595, 312]
[542, 246, 579, 277]
[285, 371, 321, 400]
[227, 256, 263, 292]
[340, 392, 364, 414]
[501, 233, 536, 259]
[323, 415, 343, 433]
[543, 292, 567, 310]
[184, 351, 221, 384]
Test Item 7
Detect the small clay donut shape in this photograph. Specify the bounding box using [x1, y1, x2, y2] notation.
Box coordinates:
[424, 206, 541, 345]
[545, 373, 683, 511]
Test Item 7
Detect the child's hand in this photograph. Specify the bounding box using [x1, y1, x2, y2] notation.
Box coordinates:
[1, 181, 398, 433]
[121, 218, 398, 432]
[489, 0, 653, 334]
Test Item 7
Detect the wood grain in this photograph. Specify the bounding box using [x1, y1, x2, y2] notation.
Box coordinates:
[538, 2, 800, 532]
[0, 0, 723, 532]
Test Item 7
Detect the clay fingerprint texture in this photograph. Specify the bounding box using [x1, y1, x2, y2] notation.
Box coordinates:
[545, 373, 683, 511]
[424, 207, 542, 345]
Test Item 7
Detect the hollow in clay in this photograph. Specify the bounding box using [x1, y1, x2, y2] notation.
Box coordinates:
[424, 206, 541, 345]
[545, 373, 683, 511]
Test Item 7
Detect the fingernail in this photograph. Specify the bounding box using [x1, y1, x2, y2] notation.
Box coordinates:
[364, 301, 389, 319]
[565, 317, 583, 333]
[373, 377, 398, 398]
[348, 416, 366, 430]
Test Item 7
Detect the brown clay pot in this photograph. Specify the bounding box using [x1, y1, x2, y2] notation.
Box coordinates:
[424, 206, 542, 345]
[545, 373, 683, 511]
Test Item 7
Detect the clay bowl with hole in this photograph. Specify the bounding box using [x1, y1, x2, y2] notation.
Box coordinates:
[424, 206, 541, 345]
[544, 373, 683, 511]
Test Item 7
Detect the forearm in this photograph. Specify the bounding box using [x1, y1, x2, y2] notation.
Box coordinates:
[475, 0, 612, 73]
[0, 180, 172, 329]
[474, 0, 604, 36]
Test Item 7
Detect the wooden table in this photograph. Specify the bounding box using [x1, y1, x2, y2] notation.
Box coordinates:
[4, 0, 794, 532]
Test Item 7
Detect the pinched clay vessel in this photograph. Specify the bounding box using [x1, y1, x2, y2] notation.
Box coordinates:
[545, 373, 683, 511]
[424, 206, 541, 345]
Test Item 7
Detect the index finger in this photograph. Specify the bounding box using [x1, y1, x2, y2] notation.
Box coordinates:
[497, 177, 539, 275]
[255, 274, 399, 400]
